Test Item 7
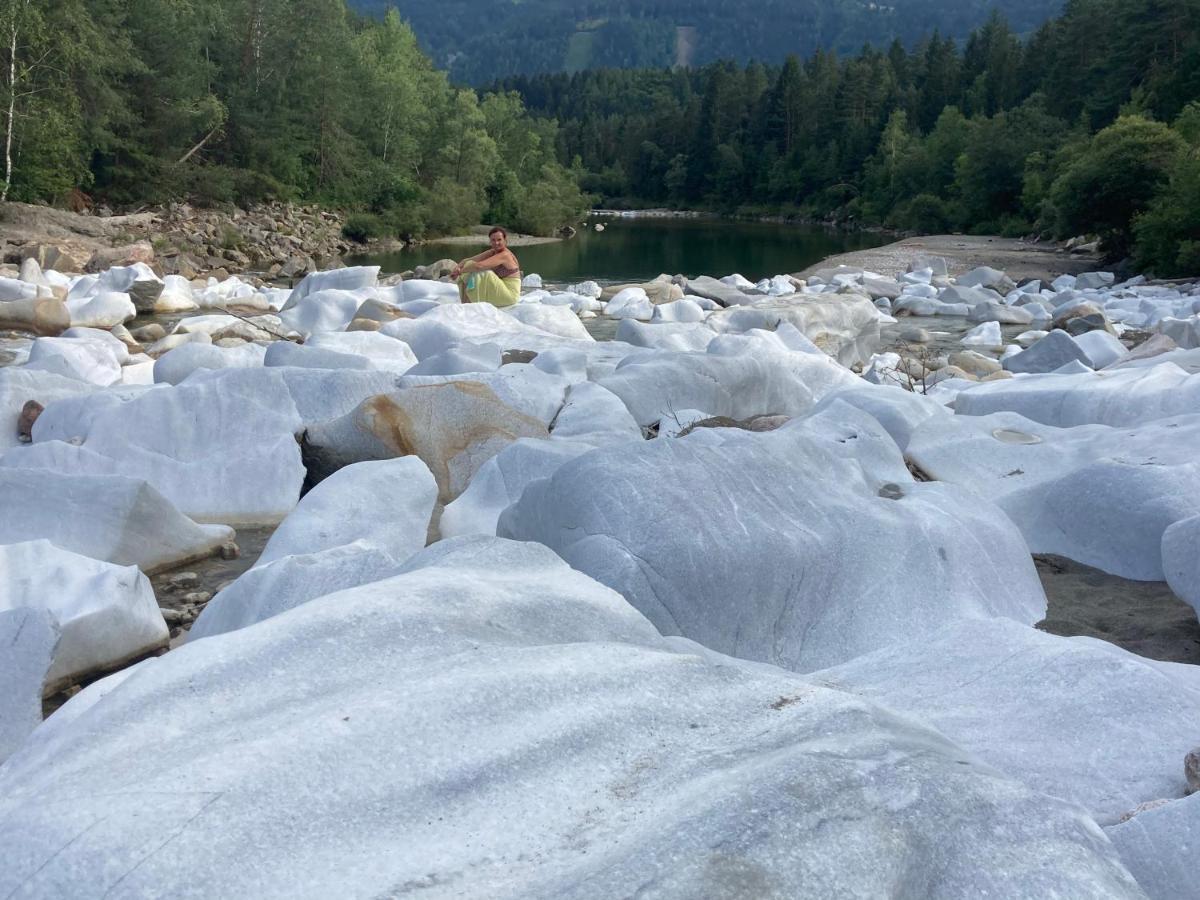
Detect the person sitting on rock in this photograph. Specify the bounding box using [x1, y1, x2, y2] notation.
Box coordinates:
[450, 226, 521, 308]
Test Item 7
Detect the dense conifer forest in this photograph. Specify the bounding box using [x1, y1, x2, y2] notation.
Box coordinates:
[2, 0, 1198, 270]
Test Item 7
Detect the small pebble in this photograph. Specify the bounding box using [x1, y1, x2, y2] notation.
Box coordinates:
[168, 571, 200, 589]
[182, 591, 212, 605]
[219, 542, 240, 560]
[1186, 748, 1200, 795]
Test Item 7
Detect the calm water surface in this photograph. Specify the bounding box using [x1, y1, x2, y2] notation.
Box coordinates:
[349, 216, 889, 283]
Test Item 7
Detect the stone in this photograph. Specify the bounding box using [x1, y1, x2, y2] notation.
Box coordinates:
[130, 323, 167, 344]
[968, 301, 1035, 325]
[257, 457, 437, 566]
[11, 368, 306, 524]
[605, 287, 655, 320]
[302, 381, 548, 503]
[1187, 749, 1200, 796]
[943, 350, 998, 378]
[279, 289, 365, 337]
[0, 541, 168, 691]
[705, 294, 881, 368]
[84, 242, 154, 273]
[0, 607, 59, 765]
[1162, 514, 1200, 618]
[16, 399, 42, 442]
[284, 265, 379, 308]
[959, 360, 1200, 424]
[24, 334, 124, 385]
[815, 617, 1200, 824]
[957, 266, 1016, 293]
[441, 438, 594, 539]
[907, 410, 1200, 580]
[1108, 793, 1199, 900]
[0, 537, 1144, 899]
[0, 296, 70, 336]
[549, 381, 642, 443]
[1003, 330, 1092, 374]
[961, 321, 1003, 349]
[897, 326, 931, 343]
[0, 470, 231, 572]
[1075, 271, 1116, 291]
[501, 402, 1046, 673]
[1073, 330, 1127, 368]
[152, 342, 266, 385]
[0, 368, 96, 452]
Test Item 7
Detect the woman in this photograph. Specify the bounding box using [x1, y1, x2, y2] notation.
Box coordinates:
[451, 226, 521, 308]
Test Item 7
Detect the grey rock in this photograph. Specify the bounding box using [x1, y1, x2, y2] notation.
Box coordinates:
[958, 266, 1016, 293]
[1187, 749, 1200, 795]
[1075, 271, 1115, 291]
[968, 302, 1035, 325]
[897, 327, 931, 344]
[948, 351, 1003, 378]
[1003, 330, 1092, 374]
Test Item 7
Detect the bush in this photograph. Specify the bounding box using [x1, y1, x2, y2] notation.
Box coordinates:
[342, 213, 386, 243]
[893, 193, 952, 233]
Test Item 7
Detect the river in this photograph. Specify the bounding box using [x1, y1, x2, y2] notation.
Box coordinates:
[347, 216, 890, 283]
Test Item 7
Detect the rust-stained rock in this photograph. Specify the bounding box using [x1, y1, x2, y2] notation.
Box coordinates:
[302, 381, 548, 502]
[0, 296, 70, 336]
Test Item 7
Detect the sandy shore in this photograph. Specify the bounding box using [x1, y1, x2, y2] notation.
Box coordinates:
[796, 234, 1102, 284]
[420, 232, 563, 248]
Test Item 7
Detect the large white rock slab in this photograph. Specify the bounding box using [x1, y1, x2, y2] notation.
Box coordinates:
[615, 319, 715, 352]
[1109, 793, 1200, 900]
[549, 381, 643, 443]
[954, 363, 1200, 427]
[398, 364, 570, 426]
[597, 350, 817, 427]
[705, 294, 880, 367]
[0, 541, 167, 690]
[0, 538, 1142, 899]
[0, 607, 58, 765]
[284, 266, 379, 309]
[256, 457, 436, 566]
[304, 331, 418, 373]
[907, 411, 1200, 580]
[278, 289, 364, 336]
[381, 303, 588, 360]
[11, 370, 305, 524]
[815, 617, 1200, 824]
[501, 402, 1047, 672]
[440, 438, 593, 538]
[23, 335, 124, 385]
[505, 303, 593, 341]
[0, 470, 231, 571]
[0, 368, 95, 451]
[187, 542, 403, 642]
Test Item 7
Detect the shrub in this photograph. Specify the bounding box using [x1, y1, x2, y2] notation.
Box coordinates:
[342, 213, 386, 243]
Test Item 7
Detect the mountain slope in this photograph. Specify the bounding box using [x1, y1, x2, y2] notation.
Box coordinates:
[349, 0, 1065, 83]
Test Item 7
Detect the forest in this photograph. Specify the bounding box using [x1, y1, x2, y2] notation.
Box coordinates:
[348, 0, 1066, 85]
[0, 0, 590, 239]
[499, 0, 1200, 273]
[2, 0, 1199, 271]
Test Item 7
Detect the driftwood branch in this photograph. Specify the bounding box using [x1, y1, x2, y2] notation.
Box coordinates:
[175, 124, 220, 166]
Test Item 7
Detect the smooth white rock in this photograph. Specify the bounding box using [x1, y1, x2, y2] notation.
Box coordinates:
[501, 402, 1047, 672]
[961, 321, 1003, 349]
[65, 291, 136, 328]
[406, 342, 503, 376]
[605, 287, 654, 320]
[284, 266, 379, 309]
[954, 363, 1200, 427]
[1162, 514, 1200, 616]
[907, 411, 1200, 579]
[652, 298, 707, 323]
[1109, 793, 1200, 900]
[153, 342, 266, 385]
[0, 541, 167, 690]
[0, 368, 95, 452]
[256, 457, 437, 567]
[548, 381, 643, 443]
[615, 319, 715, 352]
[0, 537, 1142, 900]
[23, 335, 123, 385]
[505, 303, 593, 341]
[0, 470, 231, 571]
[0, 608, 59, 765]
[278, 289, 364, 336]
[815, 617, 1200, 824]
[441, 438, 592, 538]
[304, 331, 418, 373]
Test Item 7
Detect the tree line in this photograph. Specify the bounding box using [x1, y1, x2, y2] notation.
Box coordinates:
[0, 0, 590, 238]
[498, 0, 1200, 273]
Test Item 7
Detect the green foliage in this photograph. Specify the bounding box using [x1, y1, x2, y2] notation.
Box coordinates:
[1050, 115, 1186, 257]
[342, 213, 386, 243]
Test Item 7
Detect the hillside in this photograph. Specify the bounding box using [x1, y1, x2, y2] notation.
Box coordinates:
[349, 0, 1065, 83]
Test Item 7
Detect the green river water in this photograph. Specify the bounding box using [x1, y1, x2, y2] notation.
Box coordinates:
[347, 215, 889, 284]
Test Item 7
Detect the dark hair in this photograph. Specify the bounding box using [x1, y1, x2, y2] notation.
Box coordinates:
[488, 226, 508, 239]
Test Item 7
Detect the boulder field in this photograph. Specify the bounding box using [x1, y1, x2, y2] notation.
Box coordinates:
[1, 256, 1198, 898]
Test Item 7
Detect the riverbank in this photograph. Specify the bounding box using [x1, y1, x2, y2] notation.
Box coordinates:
[797, 234, 1103, 284]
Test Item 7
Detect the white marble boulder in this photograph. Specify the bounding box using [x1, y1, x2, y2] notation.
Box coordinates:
[596, 349, 818, 427]
[0, 538, 1142, 898]
[954, 363, 1200, 427]
[907, 411, 1200, 580]
[1162, 514, 1200, 615]
[0, 608, 59, 765]
[10, 368, 306, 524]
[501, 402, 1047, 672]
[0, 368, 95, 451]
[705, 293, 880, 367]
[302, 381, 549, 502]
[0, 541, 168, 691]
[440, 438, 594, 538]
[0, 470, 231, 571]
[1108, 793, 1200, 900]
[256, 457, 437, 566]
[815, 617, 1200, 825]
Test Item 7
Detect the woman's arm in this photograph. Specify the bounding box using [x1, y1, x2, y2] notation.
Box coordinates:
[467, 250, 517, 272]
[452, 248, 496, 278]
